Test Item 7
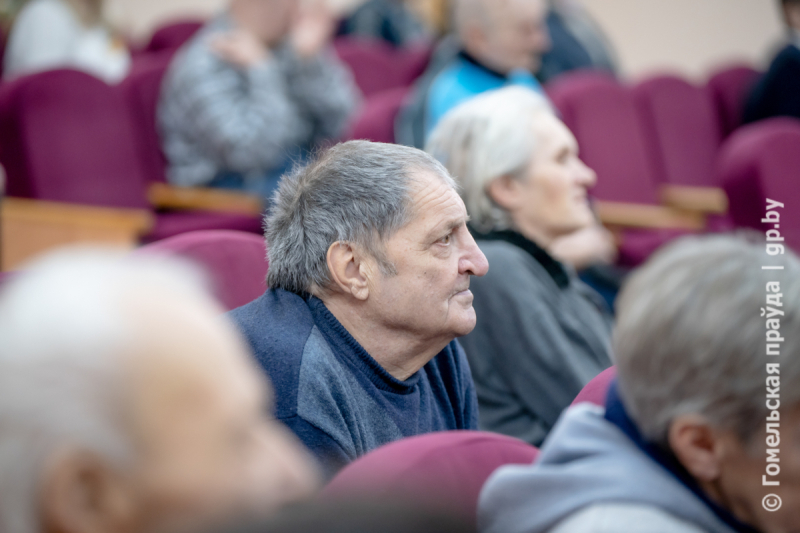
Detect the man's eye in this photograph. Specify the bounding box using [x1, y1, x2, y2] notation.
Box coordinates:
[439, 233, 452, 245]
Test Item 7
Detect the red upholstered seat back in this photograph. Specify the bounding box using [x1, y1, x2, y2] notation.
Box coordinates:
[136, 230, 268, 310]
[571, 366, 617, 407]
[0, 69, 149, 208]
[121, 50, 175, 183]
[143, 20, 204, 54]
[345, 86, 410, 143]
[546, 70, 661, 204]
[334, 37, 431, 97]
[707, 65, 760, 138]
[634, 75, 721, 187]
[718, 118, 800, 253]
[323, 431, 538, 523]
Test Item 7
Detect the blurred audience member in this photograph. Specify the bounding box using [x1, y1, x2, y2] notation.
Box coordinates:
[159, 0, 359, 199]
[538, 0, 616, 83]
[0, 249, 318, 533]
[3, 0, 130, 83]
[339, 0, 432, 48]
[744, 0, 800, 123]
[480, 234, 800, 533]
[208, 499, 474, 533]
[423, 0, 550, 138]
[229, 141, 488, 478]
[427, 87, 614, 446]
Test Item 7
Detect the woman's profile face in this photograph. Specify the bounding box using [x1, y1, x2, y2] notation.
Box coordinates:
[512, 115, 597, 243]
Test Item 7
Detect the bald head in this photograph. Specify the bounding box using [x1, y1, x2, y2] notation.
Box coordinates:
[0, 249, 318, 533]
[454, 0, 550, 74]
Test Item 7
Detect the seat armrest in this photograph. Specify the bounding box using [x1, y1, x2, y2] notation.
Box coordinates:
[594, 200, 706, 231]
[659, 185, 728, 214]
[148, 183, 263, 216]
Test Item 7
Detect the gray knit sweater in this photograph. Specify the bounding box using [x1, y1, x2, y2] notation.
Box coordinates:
[458, 231, 613, 446]
[158, 14, 360, 187]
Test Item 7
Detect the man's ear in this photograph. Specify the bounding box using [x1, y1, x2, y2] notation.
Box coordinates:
[326, 242, 372, 301]
[41, 448, 136, 533]
[487, 175, 523, 212]
[668, 414, 723, 482]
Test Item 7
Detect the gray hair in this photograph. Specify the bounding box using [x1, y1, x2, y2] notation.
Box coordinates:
[426, 86, 554, 233]
[0, 248, 210, 533]
[614, 233, 800, 447]
[266, 140, 454, 294]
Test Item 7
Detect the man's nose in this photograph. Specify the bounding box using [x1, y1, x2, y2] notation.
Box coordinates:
[460, 233, 489, 277]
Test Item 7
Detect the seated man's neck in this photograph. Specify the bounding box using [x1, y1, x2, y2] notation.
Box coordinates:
[320, 295, 450, 381]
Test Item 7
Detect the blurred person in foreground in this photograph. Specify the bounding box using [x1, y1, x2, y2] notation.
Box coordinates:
[159, 0, 359, 200]
[203, 499, 474, 533]
[480, 234, 800, 532]
[3, 0, 130, 83]
[744, 0, 800, 123]
[422, 0, 550, 138]
[229, 140, 488, 478]
[0, 249, 318, 533]
[427, 86, 614, 447]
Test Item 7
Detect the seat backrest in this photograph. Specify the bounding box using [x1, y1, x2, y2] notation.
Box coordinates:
[706, 65, 760, 138]
[334, 37, 430, 97]
[345, 86, 410, 143]
[135, 230, 268, 310]
[322, 431, 538, 523]
[143, 20, 204, 54]
[718, 117, 800, 252]
[121, 50, 175, 183]
[634, 75, 721, 187]
[571, 366, 617, 406]
[546, 70, 661, 204]
[0, 69, 149, 208]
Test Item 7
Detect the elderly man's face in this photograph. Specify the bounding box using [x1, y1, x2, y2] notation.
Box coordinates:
[701, 406, 800, 532]
[366, 172, 489, 347]
[242, 0, 298, 45]
[475, 0, 550, 74]
[113, 292, 318, 533]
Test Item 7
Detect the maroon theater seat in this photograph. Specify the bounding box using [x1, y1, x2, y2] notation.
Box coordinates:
[334, 37, 432, 97]
[322, 431, 538, 523]
[142, 20, 204, 54]
[0, 69, 262, 242]
[546, 70, 661, 204]
[345, 86, 410, 143]
[718, 117, 800, 253]
[571, 366, 616, 407]
[135, 230, 268, 310]
[121, 50, 175, 184]
[707, 65, 760, 138]
[634, 75, 721, 187]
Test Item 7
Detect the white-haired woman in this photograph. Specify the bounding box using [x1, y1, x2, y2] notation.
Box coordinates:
[426, 85, 614, 446]
[3, 0, 130, 83]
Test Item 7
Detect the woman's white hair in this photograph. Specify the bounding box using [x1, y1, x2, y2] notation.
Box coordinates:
[0, 248, 209, 533]
[425, 86, 555, 233]
[615, 234, 800, 447]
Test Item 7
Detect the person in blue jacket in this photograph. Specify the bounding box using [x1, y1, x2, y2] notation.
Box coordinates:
[228, 140, 488, 478]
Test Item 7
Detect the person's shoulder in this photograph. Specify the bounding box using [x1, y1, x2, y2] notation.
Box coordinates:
[10, 0, 77, 33]
[17, 0, 73, 18]
[550, 503, 707, 533]
[475, 239, 548, 285]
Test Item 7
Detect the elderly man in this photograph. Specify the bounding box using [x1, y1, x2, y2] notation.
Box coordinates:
[0, 250, 318, 533]
[479, 234, 800, 532]
[159, 0, 359, 199]
[422, 0, 550, 138]
[427, 86, 614, 446]
[229, 140, 489, 477]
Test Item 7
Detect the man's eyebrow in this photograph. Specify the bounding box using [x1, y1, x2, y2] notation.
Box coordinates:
[427, 215, 470, 239]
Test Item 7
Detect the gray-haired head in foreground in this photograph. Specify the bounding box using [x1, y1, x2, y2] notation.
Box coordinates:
[614, 233, 800, 447]
[266, 140, 454, 294]
[0, 248, 209, 533]
[426, 86, 554, 233]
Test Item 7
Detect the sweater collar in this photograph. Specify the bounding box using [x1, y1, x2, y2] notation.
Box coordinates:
[457, 49, 509, 80]
[470, 228, 571, 289]
[603, 381, 759, 533]
[306, 295, 422, 394]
